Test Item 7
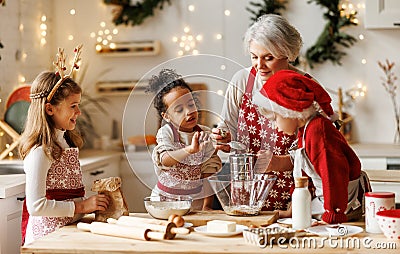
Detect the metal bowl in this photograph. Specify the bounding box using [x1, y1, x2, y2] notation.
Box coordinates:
[144, 196, 192, 220]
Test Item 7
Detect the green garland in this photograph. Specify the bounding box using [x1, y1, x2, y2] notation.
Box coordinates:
[246, 0, 288, 23]
[246, 0, 358, 68]
[305, 0, 358, 68]
[103, 0, 171, 26]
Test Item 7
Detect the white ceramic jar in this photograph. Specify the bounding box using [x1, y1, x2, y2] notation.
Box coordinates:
[365, 192, 395, 233]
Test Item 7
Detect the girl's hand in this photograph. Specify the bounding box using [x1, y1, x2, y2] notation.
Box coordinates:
[187, 131, 200, 154]
[74, 194, 110, 214]
[211, 128, 231, 152]
[187, 131, 212, 154]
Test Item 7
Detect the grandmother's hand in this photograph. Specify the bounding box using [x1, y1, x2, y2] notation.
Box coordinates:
[211, 128, 231, 153]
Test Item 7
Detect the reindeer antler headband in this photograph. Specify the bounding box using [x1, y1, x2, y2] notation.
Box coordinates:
[30, 44, 83, 101]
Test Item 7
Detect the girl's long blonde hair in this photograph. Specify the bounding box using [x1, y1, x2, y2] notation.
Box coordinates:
[19, 71, 83, 161]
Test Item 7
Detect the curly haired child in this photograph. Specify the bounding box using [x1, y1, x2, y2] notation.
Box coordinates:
[146, 69, 221, 210]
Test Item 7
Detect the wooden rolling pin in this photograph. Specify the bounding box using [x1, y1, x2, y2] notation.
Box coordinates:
[107, 218, 190, 239]
[77, 222, 166, 241]
[117, 216, 170, 226]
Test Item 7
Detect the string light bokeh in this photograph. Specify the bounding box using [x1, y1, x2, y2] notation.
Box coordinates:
[4, 0, 372, 158]
[91, 21, 119, 53]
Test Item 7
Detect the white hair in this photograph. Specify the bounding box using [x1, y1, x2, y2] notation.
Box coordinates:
[244, 14, 303, 62]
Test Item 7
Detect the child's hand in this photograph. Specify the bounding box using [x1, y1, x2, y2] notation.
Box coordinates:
[277, 202, 292, 218]
[276, 209, 292, 218]
[74, 194, 110, 214]
[202, 206, 213, 211]
[187, 131, 212, 154]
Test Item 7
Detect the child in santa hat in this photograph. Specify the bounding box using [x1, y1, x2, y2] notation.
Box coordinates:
[253, 69, 371, 224]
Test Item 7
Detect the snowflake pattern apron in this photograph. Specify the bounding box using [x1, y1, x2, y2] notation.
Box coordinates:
[156, 124, 205, 199]
[21, 148, 85, 245]
[236, 67, 296, 210]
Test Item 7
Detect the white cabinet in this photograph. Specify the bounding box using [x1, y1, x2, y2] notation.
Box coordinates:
[359, 157, 387, 170]
[81, 154, 121, 197]
[370, 182, 400, 203]
[0, 192, 24, 254]
[365, 0, 400, 29]
[351, 143, 400, 204]
[120, 153, 153, 213]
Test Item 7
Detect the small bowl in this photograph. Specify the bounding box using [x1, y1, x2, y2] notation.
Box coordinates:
[376, 209, 400, 240]
[144, 196, 192, 220]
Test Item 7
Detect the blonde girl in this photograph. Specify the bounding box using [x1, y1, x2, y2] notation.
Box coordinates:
[19, 46, 109, 245]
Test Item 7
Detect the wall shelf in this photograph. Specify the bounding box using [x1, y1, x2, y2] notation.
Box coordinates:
[95, 80, 149, 96]
[96, 40, 161, 56]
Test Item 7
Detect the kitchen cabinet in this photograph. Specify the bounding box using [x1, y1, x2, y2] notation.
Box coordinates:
[351, 143, 400, 203]
[120, 152, 153, 213]
[81, 151, 121, 197]
[0, 191, 24, 254]
[365, 0, 400, 29]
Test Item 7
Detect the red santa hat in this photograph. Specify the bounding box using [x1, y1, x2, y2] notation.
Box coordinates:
[253, 70, 334, 119]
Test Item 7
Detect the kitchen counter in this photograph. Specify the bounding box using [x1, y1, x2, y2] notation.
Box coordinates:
[0, 149, 123, 199]
[364, 169, 400, 183]
[351, 143, 400, 158]
[20, 217, 398, 254]
[0, 174, 25, 198]
[79, 149, 123, 170]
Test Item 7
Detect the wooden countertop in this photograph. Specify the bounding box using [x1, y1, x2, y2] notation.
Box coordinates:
[21, 215, 399, 254]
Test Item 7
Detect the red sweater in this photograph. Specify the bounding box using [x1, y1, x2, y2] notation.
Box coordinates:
[297, 115, 361, 224]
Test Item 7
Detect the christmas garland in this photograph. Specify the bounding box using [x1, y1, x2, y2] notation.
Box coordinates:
[103, 0, 171, 26]
[246, 0, 358, 68]
[305, 0, 358, 68]
[246, 0, 287, 23]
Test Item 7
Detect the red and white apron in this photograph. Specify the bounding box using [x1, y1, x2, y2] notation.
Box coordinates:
[236, 67, 296, 211]
[21, 148, 85, 245]
[155, 124, 205, 203]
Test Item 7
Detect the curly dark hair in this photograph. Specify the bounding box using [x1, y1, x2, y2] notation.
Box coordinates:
[146, 69, 194, 118]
